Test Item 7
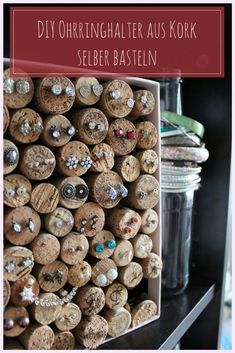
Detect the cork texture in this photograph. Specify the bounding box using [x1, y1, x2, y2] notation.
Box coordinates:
[73, 202, 105, 237]
[73, 77, 103, 106]
[4, 174, 32, 208]
[44, 207, 74, 237]
[135, 121, 158, 149]
[30, 183, 59, 214]
[74, 285, 105, 316]
[4, 246, 34, 282]
[131, 300, 157, 328]
[4, 305, 29, 337]
[41, 114, 74, 147]
[90, 143, 115, 172]
[4, 139, 19, 175]
[60, 232, 89, 265]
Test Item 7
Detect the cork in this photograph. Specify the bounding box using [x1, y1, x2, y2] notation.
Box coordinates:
[4, 103, 10, 133]
[139, 209, 159, 234]
[99, 79, 134, 118]
[104, 283, 128, 310]
[36, 260, 68, 292]
[86, 171, 125, 209]
[131, 300, 157, 327]
[4, 246, 34, 282]
[4, 139, 19, 175]
[89, 230, 116, 259]
[19, 323, 55, 350]
[4, 279, 11, 307]
[74, 285, 105, 316]
[105, 118, 137, 156]
[9, 108, 43, 144]
[125, 175, 160, 210]
[73, 202, 105, 237]
[139, 253, 162, 279]
[113, 155, 141, 182]
[31, 293, 62, 325]
[4, 174, 32, 208]
[56, 140, 92, 177]
[30, 232, 61, 265]
[54, 303, 82, 331]
[73, 315, 108, 349]
[4, 305, 30, 337]
[73, 77, 103, 106]
[119, 262, 143, 289]
[135, 121, 158, 149]
[130, 90, 155, 119]
[33, 77, 75, 114]
[91, 258, 118, 287]
[134, 149, 159, 174]
[30, 183, 59, 214]
[55, 176, 89, 210]
[106, 207, 141, 240]
[41, 114, 75, 147]
[19, 144, 56, 181]
[112, 239, 134, 267]
[52, 330, 76, 350]
[90, 143, 115, 172]
[44, 207, 74, 237]
[10, 275, 40, 307]
[130, 234, 153, 258]
[104, 307, 132, 337]
[4, 68, 34, 109]
[60, 232, 89, 265]
[4, 206, 41, 245]
[68, 261, 92, 287]
[70, 108, 109, 145]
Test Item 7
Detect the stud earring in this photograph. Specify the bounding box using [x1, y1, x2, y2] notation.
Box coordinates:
[66, 125, 76, 136]
[118, 184, 128, 198]
[141, 95, 148, 105]
[22, 258, 33, 267]
[15, 80, 30, 94]
[12, 221, 21, 233]
[126, 98, 135, 108]
[50, 126, 61, 140]
[61, 184, 76, 199]
[54, 270, 63, 284]
[107, 185, 117, 201]
[17, 316, 30, 328]
[19, 120, 31, 135]
[75, 184, 89, 199]
[20, 287, 35, 302]
[27, 218, 35, 232]
[3, 78, 15, 94]
[4, 148, 19, 166]
[110, 89, 121, 100]
[43, 272, 54, 283]
[4, 261, 16, 273]
[92, 83, 103, 97]
[5, 188, 15, 198]
[16, 186, 27, 196]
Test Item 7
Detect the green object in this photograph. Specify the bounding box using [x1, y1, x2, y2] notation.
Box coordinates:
[161, 126, 177, 133]
[95, 243, 105, 253]
[161, 111, 205, 138]
[107, 240, 116, 250]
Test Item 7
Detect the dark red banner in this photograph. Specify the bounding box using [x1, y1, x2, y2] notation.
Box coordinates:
[10, 6, 224, 77]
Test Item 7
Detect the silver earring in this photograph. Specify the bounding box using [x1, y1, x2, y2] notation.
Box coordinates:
[12, 221, 21, 233]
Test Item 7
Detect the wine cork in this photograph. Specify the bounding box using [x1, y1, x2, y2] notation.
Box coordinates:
[10, 275, 40, 307]
[104, 307, 132, 337]
[54, 303, 82, 331]
[31, 293, 62, 325]
[4, 279, 11, 307]
[104, 283, 128, 310]
[52, 330, 76, 350]
[135, 121, 158, 149]
[4, 246, 34, 282]
[19, 144, 56, 181]
[4, 68, 34, 109]
[131, 300, 157, 327]
[73, 315, 108, 349]
[4, 174, 32, 208]
[36, 260, 68, 292]
[4, 139, 19, 175]
[112, 239, 134, 267]
[68, 261, 92, 287]
[106, 207, 141, 240]
[4, 305, 30, 337]
[89, 230, 116, 259]
[30, 183, 59, 214]
[119, 262, 143, 289]
[105, 118, 137, 156]
[139, 253, 162, 279]
[90, 143, 115, 172]
[139, 209, 159, 234]
[44, 207, 74, 237]
[130, 234, 153, 258]
[55, 176, 89, 209]
[130, 90, 155, 119]
[134, 149, 159, 174]
[125, 175, 160, 210]
[70, 108, 109, 145]
[60, 232, 89, 265]
[91, 258, 118, 287]
[86, 171, 127, 209]
[99, 79, 134, 118]
[73, 77, 103, 106]
[56, 140, 93, 177]
[73, 202, 105, 237]
[41, 114, 75, 147]
[30, 232, 61, 265]
[74, 285, 105, 316]
[33, 77, 75, 114]
[4, 103, 10, 133]
[9, 108, 43, 144]
[113, 155, 141, 182]
[19, 323, 55, 350]
[4, 206, 41, 246]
